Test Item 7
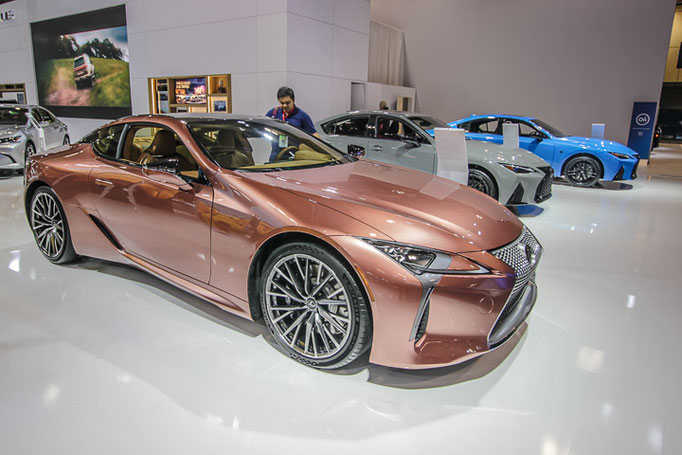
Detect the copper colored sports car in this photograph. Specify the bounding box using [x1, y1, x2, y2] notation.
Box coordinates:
[24, 114, 542, 370]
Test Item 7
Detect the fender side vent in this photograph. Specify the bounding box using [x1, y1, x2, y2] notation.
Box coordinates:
[88, 215, 122, 250]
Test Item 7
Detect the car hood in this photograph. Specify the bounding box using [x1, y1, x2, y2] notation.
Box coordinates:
[466, 140, 551, 168]
[558, 136, 637, 156]
[240, 160, 523, 253]
[0, 125, 24, 138]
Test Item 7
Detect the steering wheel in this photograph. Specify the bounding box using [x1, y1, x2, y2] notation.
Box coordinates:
[275, 146, 298, 161]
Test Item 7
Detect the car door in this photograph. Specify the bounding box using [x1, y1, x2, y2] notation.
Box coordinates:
[466, 118, 503, 144]
[502, 118, 555, 164]
[88, 123, 213, 283]
[320, 116, 370, 156]
[370, 116, 436, 173]
[35, 108, 62, 148]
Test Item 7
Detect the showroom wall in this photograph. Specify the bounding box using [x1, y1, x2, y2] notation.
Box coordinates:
[0, 0, 369, 139]
[370, 0, 676, 144]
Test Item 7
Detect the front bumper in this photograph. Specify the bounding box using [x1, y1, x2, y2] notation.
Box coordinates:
[604, 156, 639, 181]
[329, 228, 541, 369]
[502, 166, 553, 205]
[0, 141, 25, 170]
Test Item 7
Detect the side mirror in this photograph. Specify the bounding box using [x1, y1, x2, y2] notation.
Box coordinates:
[400, 136, 420, 148]
[143, 158, 193, 191]
[146, 157, 180, 174]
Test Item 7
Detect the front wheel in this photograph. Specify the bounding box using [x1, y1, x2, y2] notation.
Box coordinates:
[564, 156, 602, 187]
[468, 168, 498, 200]
[29, 186, 78, 264]
[260, 242, 372, 369]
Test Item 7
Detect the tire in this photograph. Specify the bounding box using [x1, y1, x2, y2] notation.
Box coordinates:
[468, 168, 499, 200]
[564, 156, 602, 187]
[24, 141, 35, 166]
[29, 186, 78, 264]
[260, 242, 371, 369]
[63, 135, 70, 145]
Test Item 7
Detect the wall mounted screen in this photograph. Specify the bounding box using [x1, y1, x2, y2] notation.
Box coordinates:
[30, 5, 131, 119]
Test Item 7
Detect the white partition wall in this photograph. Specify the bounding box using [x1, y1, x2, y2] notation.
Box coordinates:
[0, 0, 370, 136]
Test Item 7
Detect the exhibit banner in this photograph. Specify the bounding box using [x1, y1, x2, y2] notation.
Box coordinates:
[626, 102, 657, 159]
[30, 5, 131, 119]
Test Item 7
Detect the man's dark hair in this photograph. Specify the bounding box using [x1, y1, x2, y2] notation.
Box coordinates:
[277, 86, 295, 101]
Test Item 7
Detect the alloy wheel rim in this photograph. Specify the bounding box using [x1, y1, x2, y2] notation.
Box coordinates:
[31, 193, 65, 258]
[469, 173, 491, 195]
[567, 161, 596, 183]
[264, 253, 352, 360]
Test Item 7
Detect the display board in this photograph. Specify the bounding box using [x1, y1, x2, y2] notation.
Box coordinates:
[30, 5, 132, 119]
[148, 74, 231, 114]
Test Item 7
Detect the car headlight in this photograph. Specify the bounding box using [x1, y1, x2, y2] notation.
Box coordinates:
[363, 239, 489, 275]
[0, 134, 22, 144]
[499, 163, 535, 173]
[609, 152, 632, 160]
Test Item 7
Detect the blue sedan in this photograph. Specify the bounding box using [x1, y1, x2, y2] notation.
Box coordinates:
[450, 115, 639, 187]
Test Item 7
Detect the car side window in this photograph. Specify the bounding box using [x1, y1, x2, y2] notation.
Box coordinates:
[328, 117, 369, 137]
[89, 124, 125, 158]
[470, 119, 500, 134]
[502, 119, 541, 137]
[30, 110, 44, 124]
[376, 117, 422, 141]
[37, 108, 55, 123]
[121, 125, 199, 179]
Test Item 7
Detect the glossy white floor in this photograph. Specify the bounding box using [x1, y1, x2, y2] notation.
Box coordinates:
[1, 157, 681, 455]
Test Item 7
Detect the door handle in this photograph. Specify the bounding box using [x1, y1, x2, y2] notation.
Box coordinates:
[94, 178, 114, 188]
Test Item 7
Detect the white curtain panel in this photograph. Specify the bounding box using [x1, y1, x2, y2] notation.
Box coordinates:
[368, 20, 405, 86]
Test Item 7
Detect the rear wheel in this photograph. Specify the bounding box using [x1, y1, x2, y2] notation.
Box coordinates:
[260, 242, 371, 369]
[564, 156, 601, 187]
[29, 187, 78, 264]
[468, 168, 499, 200]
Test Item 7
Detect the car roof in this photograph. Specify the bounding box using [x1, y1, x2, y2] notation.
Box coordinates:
[0, 104, 35, 109]
[319, 110, 435, 122]
[455, 114, 534, 123]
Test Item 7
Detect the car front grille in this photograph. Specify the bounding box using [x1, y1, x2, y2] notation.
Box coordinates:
[491, 226, 542, 321]
[534, 166, 553, 203]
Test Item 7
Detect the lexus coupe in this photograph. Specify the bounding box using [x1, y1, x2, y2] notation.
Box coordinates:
[25, 114, 542, 370]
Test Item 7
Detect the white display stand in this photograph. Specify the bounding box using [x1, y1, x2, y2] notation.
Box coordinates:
[28, 116, 46, 151]
[435, 128, 468, 185]
[591, 123, 605, 139]
[502, 123, 520, 148]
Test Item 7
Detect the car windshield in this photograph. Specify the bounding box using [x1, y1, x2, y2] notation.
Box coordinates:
[187, 119, 352, 171]
[408, 115, 450, 131]
[74, 57, 85, 67]
[0, 107, 28, 125]
[531, 118, 565, 137]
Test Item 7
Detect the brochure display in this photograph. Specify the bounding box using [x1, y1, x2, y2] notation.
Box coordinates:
[434, 127, 468, 185]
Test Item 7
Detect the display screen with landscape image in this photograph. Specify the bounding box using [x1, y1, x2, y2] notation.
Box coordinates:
[30, 5, 131, 119]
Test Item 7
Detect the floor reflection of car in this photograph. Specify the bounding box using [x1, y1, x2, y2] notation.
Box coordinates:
[73, 53, 96, 89]
[25, 113, 542, 370]
[316, 111, 553, 205]
[451, 115, 640, 187]
[0, 104, 69, 175]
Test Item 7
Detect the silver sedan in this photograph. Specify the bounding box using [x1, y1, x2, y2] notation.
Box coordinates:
[316, 111, 553, 205]
[0, 104, 69, 175]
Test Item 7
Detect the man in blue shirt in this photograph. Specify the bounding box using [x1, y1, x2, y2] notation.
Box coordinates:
[265, 86, 317, 160]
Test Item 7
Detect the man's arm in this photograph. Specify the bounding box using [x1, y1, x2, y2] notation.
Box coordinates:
[301, 112, 316, 135]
